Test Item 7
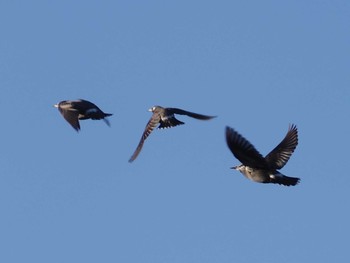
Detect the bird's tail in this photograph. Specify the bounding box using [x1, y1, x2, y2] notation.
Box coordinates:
[103, 117, 111, 127]
[158, 118, 184, 129]
[270, 173, 300, 186]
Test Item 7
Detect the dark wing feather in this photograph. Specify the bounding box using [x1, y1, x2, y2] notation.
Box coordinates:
[74, 99, 112, 120]
[168, 108, 216, 120]
[265, 124, 298, 169]
[158, 116, 184, 129]
[128, 113, 160, 162]
[59, 108, 80, 132]
[72, 99, 96, 110]
[225, 126, 267, 168]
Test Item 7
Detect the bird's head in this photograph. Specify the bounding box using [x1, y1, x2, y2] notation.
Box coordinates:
[231, 164, 243, 171]
[148, 106, 161, 112]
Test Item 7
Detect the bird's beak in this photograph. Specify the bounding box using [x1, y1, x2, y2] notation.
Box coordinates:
[148, 108, 153, 112]
[53, 104, 58, 108]
[230, 166, 237, 170]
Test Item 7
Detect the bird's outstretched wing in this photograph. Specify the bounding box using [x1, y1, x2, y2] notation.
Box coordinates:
[129, 113, 160, 162]
[265, 124, 298, 170]
[59, 107, 80, 132]
[225, 126, 267, 168]
[168, 108, 216, 120]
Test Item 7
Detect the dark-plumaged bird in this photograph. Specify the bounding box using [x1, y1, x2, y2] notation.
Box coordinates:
[129, 106, 216, 162]
[225, 124, 300, 186]
[54, 99, 112, 132]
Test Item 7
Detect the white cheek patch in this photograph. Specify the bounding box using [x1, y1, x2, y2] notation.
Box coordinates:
[245, 166, 254, 173]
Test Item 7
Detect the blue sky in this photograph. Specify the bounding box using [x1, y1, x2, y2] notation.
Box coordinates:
[0, 0, 349, 262]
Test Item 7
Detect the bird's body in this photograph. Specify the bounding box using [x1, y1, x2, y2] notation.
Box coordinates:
[233, 164, 299, 186]
[54, 99, 112, 131]
[225, 125, 300, 186]
[129, 106, 216, 162]
[154, 107, 185, 129]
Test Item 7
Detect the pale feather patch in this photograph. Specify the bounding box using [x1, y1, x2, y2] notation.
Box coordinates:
[158, 126, 173, 130]
[269, 173, 283, 180]
[86, 108, 98, 114]
[161, 114, 174, 121]
[60, 103, 76, 110]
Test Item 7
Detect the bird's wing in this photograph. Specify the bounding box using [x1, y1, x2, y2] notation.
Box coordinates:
[72, 99, 96, 111]
[168, 108, 216, 120]
[128, 113, 160, 162]
[59, 108, 80, 132]
[225, 126, 267, 168]
[264, 124, 298, 169]
[74, 100, 112, 122]
[74, 99, 109, 118]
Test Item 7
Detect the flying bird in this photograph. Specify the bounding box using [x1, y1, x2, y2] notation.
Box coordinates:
[129, 106, 216, 162]
[54, 99, 112, 132]
[225, 124, 300, 186]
